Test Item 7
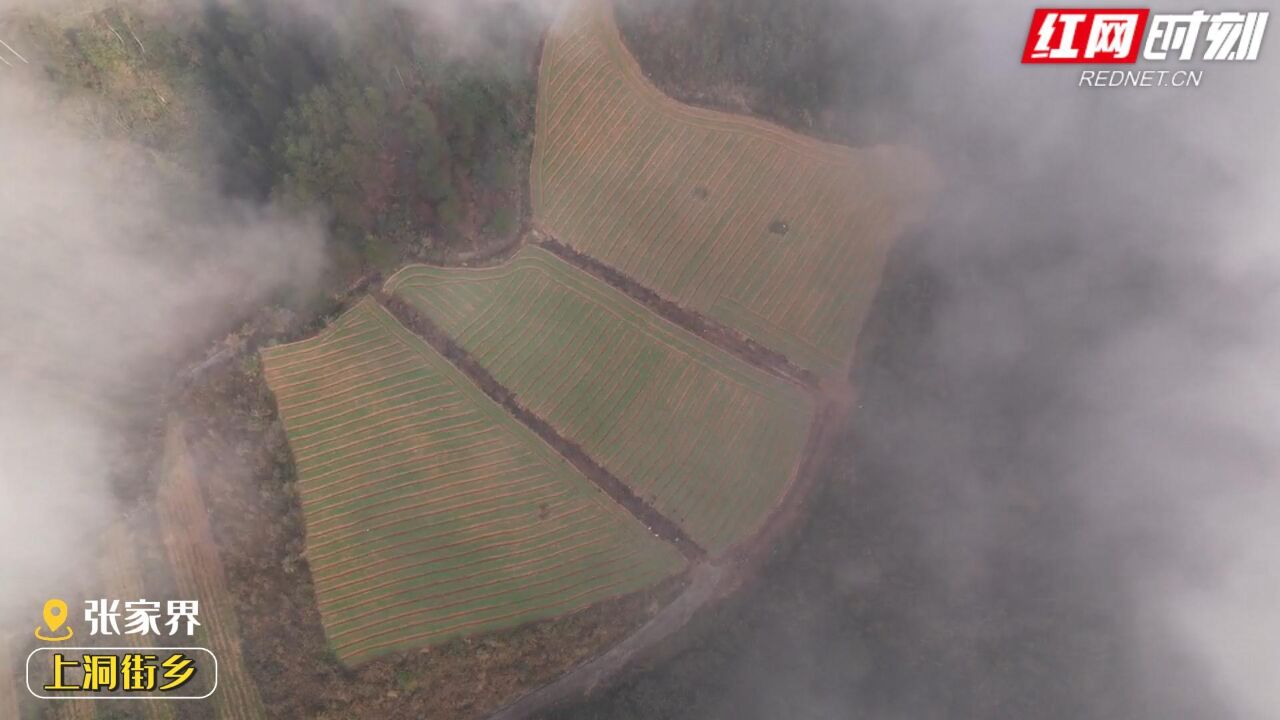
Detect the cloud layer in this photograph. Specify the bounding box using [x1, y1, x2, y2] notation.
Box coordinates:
[0, 75, 327, 629]
[859, 3, 1279, 717]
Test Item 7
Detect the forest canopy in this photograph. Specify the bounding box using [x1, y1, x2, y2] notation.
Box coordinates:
[19, 0, 541, 278]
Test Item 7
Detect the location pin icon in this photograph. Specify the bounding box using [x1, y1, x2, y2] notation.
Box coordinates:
[44, 599, 67, 631]
[36, 598, 73, 641]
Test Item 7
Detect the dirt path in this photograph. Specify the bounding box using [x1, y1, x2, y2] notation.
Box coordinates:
[488, 561, 728, 720]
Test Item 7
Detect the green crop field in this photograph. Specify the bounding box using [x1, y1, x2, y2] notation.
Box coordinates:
[261, 299, 684, 665]
[385, 247, 814, 554]
[532, 0, 927, 377]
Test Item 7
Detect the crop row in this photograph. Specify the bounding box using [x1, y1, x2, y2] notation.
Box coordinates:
[99, 522, 177, 720]
[532, 0, 925, 377]
[385, 247, 813, 553]
[156, 425, 268, 719]
[261, 299, 684, 664]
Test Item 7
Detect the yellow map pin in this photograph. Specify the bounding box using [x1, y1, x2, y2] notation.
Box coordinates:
[34, 598, 73, 642]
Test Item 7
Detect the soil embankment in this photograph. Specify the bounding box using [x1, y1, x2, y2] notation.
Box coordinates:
[533, 232, 818, 390]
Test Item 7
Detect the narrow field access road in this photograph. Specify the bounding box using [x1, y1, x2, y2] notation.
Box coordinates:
[489, 561, 728, 720]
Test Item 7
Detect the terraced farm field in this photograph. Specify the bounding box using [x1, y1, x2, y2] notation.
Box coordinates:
[386, 247, 814, 554]
[532, 0, 927, 377]
[157, 424, 267, 719]
[99, 521, 177, 720]
[261, 299, 684, 665]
